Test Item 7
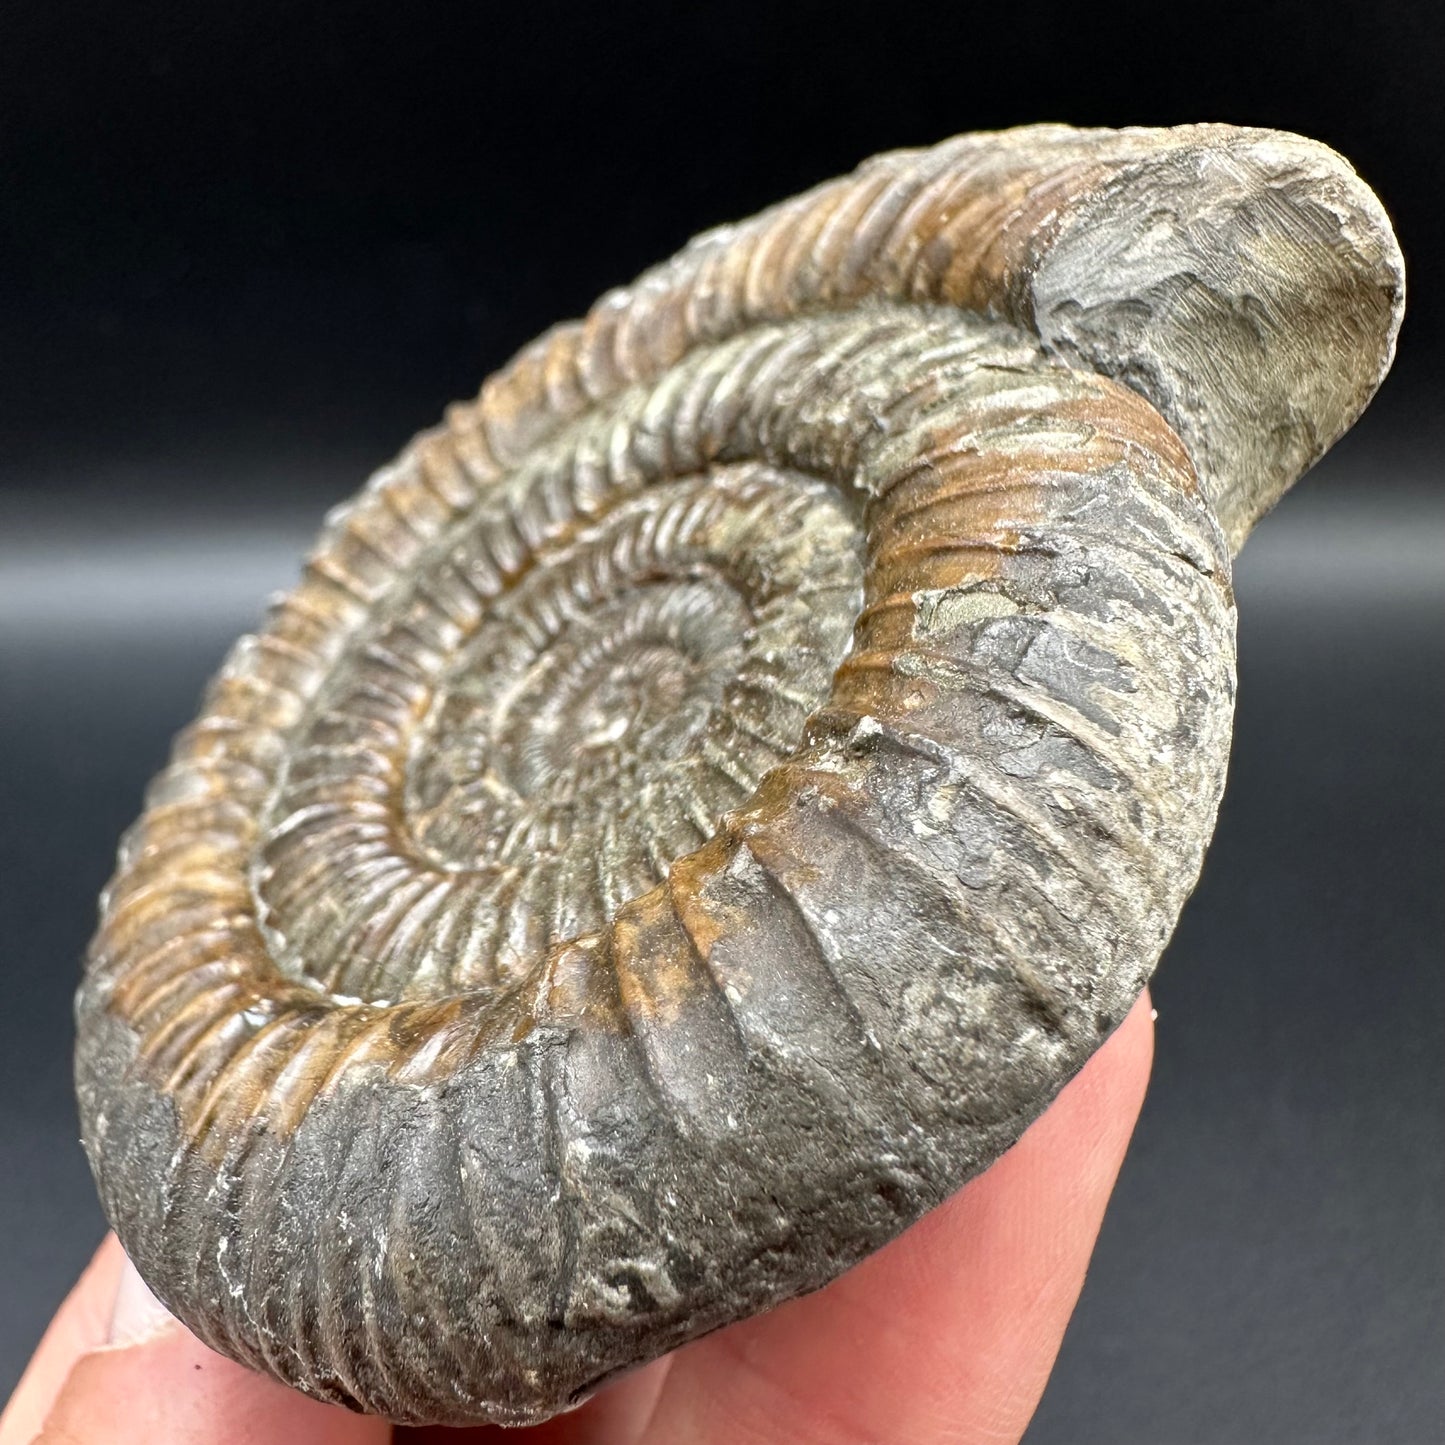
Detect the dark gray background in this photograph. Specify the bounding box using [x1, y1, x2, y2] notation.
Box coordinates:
[2, 2, 1441, 1440]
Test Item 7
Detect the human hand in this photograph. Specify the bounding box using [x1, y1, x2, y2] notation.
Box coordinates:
[1, 993, 1152, 1445]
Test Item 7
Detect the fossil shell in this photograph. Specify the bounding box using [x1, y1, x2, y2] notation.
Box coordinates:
[74, 124, 1403, 1425]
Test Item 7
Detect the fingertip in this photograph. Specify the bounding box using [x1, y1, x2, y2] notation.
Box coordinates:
[1045, 990, 1154, 1184]
[108, 1257, 179, 1348]
[3, 1237, 388, 1445]
[1106, 988, 1156, 1091]
[1, 1236, 125, 1445]
[33, 1329, 391, 1445]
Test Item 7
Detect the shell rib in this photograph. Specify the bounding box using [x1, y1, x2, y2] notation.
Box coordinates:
[74, 124, 1402, 1425]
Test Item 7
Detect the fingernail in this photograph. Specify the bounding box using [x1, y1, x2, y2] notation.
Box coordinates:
[108, 1256, 178, 1346]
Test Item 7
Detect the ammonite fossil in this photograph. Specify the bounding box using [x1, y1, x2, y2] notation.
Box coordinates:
[74, 124, 1403, 1426]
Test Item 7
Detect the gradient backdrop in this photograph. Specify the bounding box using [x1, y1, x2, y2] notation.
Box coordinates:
[2, 4, 1441, 1440]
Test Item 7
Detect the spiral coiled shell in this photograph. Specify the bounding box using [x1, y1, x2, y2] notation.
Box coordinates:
[75, 124, 1402, 1425]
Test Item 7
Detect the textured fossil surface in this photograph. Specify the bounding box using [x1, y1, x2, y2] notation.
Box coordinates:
[74, 124, 1403, 1425]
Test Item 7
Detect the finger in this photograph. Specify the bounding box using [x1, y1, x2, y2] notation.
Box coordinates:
[636, 991, 1156, 1445]
[3, 1246, 390, 1445]
[0, 1235, 125, 1444]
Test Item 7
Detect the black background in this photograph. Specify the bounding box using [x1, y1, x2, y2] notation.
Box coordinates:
[1, 3, 1441, 1440]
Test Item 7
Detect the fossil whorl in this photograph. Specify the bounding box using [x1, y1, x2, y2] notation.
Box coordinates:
[74, 124, 1402, 1425]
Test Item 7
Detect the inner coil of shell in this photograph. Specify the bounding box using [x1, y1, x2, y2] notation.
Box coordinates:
[75, 124, 1403, 1426]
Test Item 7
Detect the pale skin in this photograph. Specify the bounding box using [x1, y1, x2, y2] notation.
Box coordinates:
[1, 993, 1152, 1445]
